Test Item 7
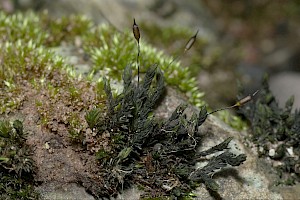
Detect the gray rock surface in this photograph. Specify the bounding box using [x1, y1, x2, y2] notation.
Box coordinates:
[269, 72, 300, 110]
[36, 182, 94, 200]
[38, 0, 214, 30]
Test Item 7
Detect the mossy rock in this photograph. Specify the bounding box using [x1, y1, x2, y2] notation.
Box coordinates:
[0, 11, 285, 199]
[0, 11, 206, 114]
[0, 10, 207, 199]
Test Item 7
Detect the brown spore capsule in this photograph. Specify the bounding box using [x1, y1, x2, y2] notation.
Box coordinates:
[133, 18, 140, 44]
[184, 30, 198, 53]
[235, 90, 259, 107]
[208, 90, 259, 115]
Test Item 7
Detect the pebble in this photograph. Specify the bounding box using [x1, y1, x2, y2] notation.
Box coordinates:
[269, 149, 276, 157]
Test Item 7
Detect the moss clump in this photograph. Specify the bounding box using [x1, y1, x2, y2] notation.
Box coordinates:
[0, 119, 38, 199]
[239, 76, 300, 185]
[0, 39, 72, 114]
[217, 110, 248, 131]
[40, 13, 93, 47]
[0, 11, 205, 113]
[0, 12, 46, 45]
[84, 65, 246, 198]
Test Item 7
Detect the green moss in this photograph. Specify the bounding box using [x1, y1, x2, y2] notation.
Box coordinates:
[84, 24, 205, 107]
[0, 10, 248, 199]
[0, 119, 38, 199]
[0, 11, 206, 113]
[83, 65, 246, 198]
[239, 75, 300, 185]
[0, 12, 46, 45]
[0, 39, 69, 113]
[40, 13, 93, 46]
[85, 108, 102, 130]
[0, 9, 214, 125]
[217, 110, 248, 131]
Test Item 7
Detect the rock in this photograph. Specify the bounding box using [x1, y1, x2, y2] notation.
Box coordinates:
[36, 182, 94, 200]
[36, 0, 216, 37]
[0, 0, 14, 13]
[274, 184, 300, 200]
[269, 149, 276, 157]
[269, 72, 300, 110]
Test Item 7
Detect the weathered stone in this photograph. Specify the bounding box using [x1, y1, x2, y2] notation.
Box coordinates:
[36, 182, 94, 200]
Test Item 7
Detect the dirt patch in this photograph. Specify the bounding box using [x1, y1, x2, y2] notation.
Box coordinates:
[7, 77, 105, 198]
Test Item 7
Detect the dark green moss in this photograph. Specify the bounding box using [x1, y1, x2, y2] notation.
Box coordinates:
[0, 119, 38, 199]
[85, 65, 246, 198]
[239, 75, 300, 185]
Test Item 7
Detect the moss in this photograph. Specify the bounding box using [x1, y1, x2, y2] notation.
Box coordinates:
[83, 65, 246, 198]
[0, 12, 46, 45]
[217, 110, 248, 131]
[239, 75, 300, 185]
[39, 12, 93, 47]
[0, 11, 205, 113]
[0, 11, 248, 199]
[0, 119, 39, 199]
[83, 24, 205, 107]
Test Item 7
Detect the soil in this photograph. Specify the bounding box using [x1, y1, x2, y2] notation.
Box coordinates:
[8, 75, 106, 198]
